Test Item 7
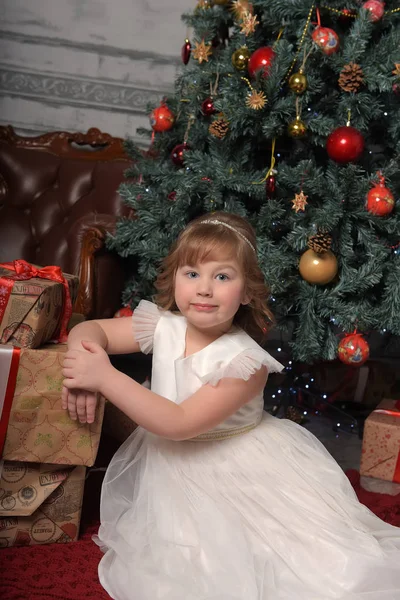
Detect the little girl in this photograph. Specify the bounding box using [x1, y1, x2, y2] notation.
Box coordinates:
[62, 212, 400, 600]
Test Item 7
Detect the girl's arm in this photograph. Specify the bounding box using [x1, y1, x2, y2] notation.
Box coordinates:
[101, 365, 267, 441]
[67, 317, 142, 354]
[62, 341, 267, 440]
[63, 317, 143, 423]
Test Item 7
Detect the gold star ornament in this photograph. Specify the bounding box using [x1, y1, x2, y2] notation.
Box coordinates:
[392, 63, 400, 77]
[196, 0, 213, 8]
[240, 12, 259, 35]
[231, 0, 253, 20]
[193, 39, 212, 64]
[292, 191, 308, 213]
[245, 89, 266, 110]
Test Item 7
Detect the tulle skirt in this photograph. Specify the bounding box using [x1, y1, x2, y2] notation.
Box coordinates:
[94, 413, 400, 600]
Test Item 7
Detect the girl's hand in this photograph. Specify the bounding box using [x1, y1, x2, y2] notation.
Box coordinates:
[61, 385, 98, 424]
[62, 340, 113, 394]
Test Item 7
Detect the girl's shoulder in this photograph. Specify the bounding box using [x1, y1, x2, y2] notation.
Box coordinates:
[133, 300, 186, 354]
[191, 327, 285, 387]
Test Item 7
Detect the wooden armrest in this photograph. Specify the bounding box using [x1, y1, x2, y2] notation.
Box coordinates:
[68, 214, 120, 317]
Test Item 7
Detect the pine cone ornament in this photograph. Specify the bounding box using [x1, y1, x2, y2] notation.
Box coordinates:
[308, 231, 332, 254]
[285, 406, 304, 424]
[209, 115, 229, 139]
[338, 62, 364, 92]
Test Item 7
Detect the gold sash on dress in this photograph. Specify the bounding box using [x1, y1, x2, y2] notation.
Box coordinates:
[189, 421, 259, 442]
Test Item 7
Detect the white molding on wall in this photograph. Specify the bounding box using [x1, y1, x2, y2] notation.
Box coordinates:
[0, 66, 166, 114]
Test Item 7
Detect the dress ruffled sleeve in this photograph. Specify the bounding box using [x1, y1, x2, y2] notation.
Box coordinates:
[132, 300, 161, 354]
[193, 345, 285, 387]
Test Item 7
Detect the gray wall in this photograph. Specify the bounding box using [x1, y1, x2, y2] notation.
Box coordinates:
[0, 0, 193, 145]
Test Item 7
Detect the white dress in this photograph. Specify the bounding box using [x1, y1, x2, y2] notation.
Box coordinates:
[95, 300, 400, 600]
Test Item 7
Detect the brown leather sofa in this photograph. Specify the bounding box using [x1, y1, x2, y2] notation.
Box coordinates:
[0, 125, 132, 319]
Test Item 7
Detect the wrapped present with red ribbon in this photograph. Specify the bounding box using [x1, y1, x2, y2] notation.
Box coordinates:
[360, 398, 400, 484]
[0, 260, 79, 348]
[0, 344, 104, 466]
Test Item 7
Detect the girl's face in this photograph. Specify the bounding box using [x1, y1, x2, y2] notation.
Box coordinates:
[174, 258, 249, 333]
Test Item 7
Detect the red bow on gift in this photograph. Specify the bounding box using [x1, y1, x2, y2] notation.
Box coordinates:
[0, 259, 72, 343]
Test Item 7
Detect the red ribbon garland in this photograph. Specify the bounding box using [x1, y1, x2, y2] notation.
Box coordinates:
[0, 346, 20, 458]
[0, 259, 72, 343]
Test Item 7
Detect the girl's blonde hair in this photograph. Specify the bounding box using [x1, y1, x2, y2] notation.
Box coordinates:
[154, 211, 274, 342]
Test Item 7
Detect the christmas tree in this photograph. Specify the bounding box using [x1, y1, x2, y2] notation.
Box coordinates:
[108, 0, 400, 364]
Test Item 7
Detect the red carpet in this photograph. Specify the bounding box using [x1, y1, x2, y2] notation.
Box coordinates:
[1, 470, 400, 600]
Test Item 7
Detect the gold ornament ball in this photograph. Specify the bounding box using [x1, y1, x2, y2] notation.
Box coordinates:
[288, 70, 308, 94]
[299, 249, 338, 285]
[287, 116, 307, 138]
[232, 47, 251, 71]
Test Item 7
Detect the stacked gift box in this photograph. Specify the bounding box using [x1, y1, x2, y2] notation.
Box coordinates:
[0, 260, 105, 547]
[360, 398, 400, 485]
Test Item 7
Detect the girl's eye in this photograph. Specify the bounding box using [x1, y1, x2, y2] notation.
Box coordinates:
[216, 273, 229, 281]
[186, 271, 198, 279]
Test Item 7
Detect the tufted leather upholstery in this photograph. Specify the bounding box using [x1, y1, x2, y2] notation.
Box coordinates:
[0, 126, 132, 319]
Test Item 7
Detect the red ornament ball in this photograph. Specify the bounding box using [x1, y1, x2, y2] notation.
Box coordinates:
[265, 174, 276, 199]
[150, 103, 175, 132]
[181, 39, 191, 65]
[393, 82, 400, 96]
[311, 27, 340, 55]
[248, 46, 275, 78]
[171, 143, 190, 167]
[114, 306, 134, 318]
[201, 97, 216, 116]
[366, 180, 395, 216]
[339, 8, 357, 23]
[338, 333, 370, 366]
[326, 126, 365, 163]
[362, 0, 385, 22]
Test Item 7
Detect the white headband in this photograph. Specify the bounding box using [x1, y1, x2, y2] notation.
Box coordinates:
[199, 219, 256, 254]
